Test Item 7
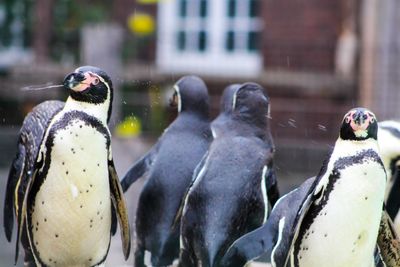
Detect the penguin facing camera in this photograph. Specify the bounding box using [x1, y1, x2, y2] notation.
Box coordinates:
[120, 76, 212, 267]
[221, 108, 400, 267]
[3, 66, 131, 267]
[179, 82, 279, 267]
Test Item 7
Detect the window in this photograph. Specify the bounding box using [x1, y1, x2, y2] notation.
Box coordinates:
[175, 0, 208, 53]
[225, 0, 261, 53]
[157, 0, 263, 77]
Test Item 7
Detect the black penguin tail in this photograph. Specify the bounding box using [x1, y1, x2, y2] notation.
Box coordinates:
[200, 235, 226, 267]
[4, 143, 25, 242]
[150, 232, 179, 266]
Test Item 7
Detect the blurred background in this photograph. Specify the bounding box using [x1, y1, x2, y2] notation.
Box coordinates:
[0, 0, 398, 265]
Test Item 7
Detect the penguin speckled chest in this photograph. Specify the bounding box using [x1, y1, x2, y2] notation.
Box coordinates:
[294, 148, 385, 267]
[31, 111, 112, 266]
[291, 108, 385, 267]
[6, 66, 130, 267]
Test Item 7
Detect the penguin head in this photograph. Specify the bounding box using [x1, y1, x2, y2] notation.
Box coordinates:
[232, 82, 271, 132]
[170, 75, 209, 117]
[340, 107, 378, 141]
[220, 84, 241, 114]
[63, 66, 113, 122]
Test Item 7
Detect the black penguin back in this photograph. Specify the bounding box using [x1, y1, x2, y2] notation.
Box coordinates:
[4, 100, 64, 243]
[232, 83, 270, 139]
[180, 83, 277, 267]
[175, 75, 210, 118]
[211, 84, 241, 138]
[134, 76, 211, 266]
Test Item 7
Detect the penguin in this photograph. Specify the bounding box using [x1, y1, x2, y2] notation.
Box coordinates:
[221, 107, 393, 267]
[377, 121, 400, 232]
[120, 76, 212, 267]
[4, 100, 65, 266]
[179, 82, 279, 267]
[3, 66, 131, 267]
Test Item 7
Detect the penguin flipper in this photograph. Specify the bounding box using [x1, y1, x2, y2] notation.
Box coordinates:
[120, 143, 160, 192]
[4, 143, 26, 242]
[377, 207, 400, 266]
[282, 174, 326, 266]
[386, 165, 400, 220]
[111, 206, 117, 236]
[220, 217, 277, 267]
[109, 160, 131, 260]
[265, 164, 280, 209]
[220, 177, 316, 267]
[15, 167, 39, 265]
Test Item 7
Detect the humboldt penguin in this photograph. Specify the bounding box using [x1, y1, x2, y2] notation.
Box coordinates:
[179, 82, 279, 267]
[4, 100, 65, 266]
[210, 84, 241, 139]
[221, 108, 397, 267]
[3, 66, 131, 266]
[120, 76, 211, 266]
[378, 121, 400, 232]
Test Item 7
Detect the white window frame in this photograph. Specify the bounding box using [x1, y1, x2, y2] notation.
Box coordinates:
[157, 0, 263, 77]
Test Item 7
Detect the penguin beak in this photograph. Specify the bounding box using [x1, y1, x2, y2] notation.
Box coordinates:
[63, 72, 89, 92]
[348, 110, 376, 138]
[350, 110, 369, 132]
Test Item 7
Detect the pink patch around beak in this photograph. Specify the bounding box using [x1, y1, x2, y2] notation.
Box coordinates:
[71, 72, 99, 92]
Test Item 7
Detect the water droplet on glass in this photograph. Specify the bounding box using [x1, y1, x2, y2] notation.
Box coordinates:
[318, 124, 327, 131]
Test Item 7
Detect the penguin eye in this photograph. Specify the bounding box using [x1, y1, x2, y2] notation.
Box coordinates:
[92, 78, 100, 85]
[345, 116, 351, 123]
[370, 117, 375, 123]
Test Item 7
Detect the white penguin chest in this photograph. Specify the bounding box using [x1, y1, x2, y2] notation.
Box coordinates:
[31, 121, 112, 266]
[295, 161, 386, 267]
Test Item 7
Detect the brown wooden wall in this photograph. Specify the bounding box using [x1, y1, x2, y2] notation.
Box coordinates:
[261, 0, 344, 72]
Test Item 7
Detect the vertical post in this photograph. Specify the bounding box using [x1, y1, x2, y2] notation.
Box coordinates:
[81, 23, 124, 128]
[33, 0, 53, 62]
[359, 0, 378, 109]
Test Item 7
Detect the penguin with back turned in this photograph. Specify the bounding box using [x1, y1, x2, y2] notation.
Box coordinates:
[210, 84, 240, 139]
[120, 76, 211, 266]
[221, 108, 399, 267]
[3, 66, 131, 267]
[179, 83, 279, 267]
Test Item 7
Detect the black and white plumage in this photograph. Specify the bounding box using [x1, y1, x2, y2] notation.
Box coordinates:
[4, 100, 65, 265]
[378, 121, 400, 232]
[221, 107, 393, 267]
[210, 84, 241, 139]
[179, 83, 279, 267]
[120, 76, 211, 267]
[3, 66, 131, 267]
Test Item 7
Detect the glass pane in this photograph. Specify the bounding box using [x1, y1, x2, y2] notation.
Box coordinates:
[177, 30, 186, 51]
[198, 30, 207, 51]
[226, 30, 235, 52]
[249, 0, 259, 17]
[248, 31, 259, 52]
[179, 0, 187, 17]
[200, 0, 207, 18]
[227, 0, 236, 18]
